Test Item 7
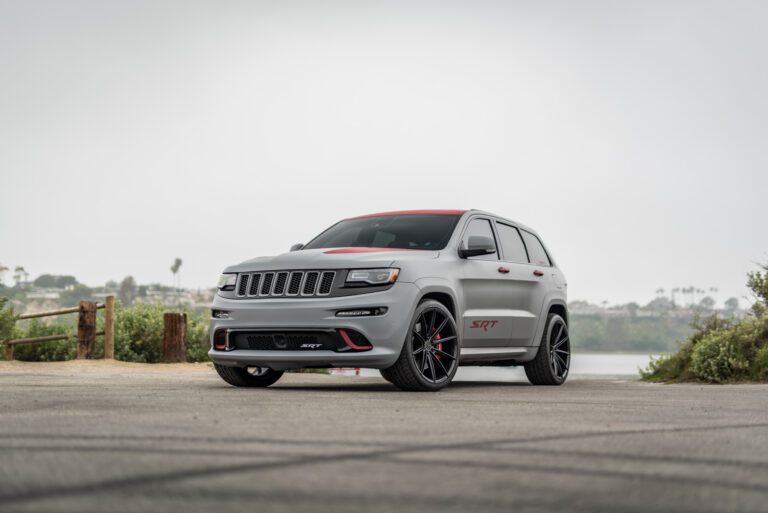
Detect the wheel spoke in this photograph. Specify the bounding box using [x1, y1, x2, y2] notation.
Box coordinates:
[413, 346, 424, 355]
[433, 348, 456, 360]
[426, 352, 437, 382]
[432, 335, 456, 344]
[413, 330, 426, 344]
[420, 313, 431, 338]
[553, 335, 569, 349]
[555, 352, 568, 370]
[433, 317, 449, 339]
[432, 352, 450, 379]
[552, 355, 559, 375]
[553, 323, 564, 346]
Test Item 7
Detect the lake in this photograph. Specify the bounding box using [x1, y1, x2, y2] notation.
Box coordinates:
[353, 353, 659, 381]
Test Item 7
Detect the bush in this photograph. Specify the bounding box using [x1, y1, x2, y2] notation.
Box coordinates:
[114, 302, 210, 363]
[11, 318, 77, 361]
[642, 262, 768, 383]
[1, 297, 17, 360]
[2, 299, 210, 363]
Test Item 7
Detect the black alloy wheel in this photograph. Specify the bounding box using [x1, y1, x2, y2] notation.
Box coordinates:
[381, 299, 460, 391]
[524, 313, 570, 385]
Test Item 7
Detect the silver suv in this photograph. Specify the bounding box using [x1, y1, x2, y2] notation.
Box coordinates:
[210, 210, 569, 391]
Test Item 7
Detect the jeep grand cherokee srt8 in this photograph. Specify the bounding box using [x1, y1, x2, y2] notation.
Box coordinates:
[210, 210, 569, 391]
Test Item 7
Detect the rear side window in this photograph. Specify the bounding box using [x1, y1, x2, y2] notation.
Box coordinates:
[496, 223, 529, 264]
[521, 231, 551, 266]
[462, 218, 499, 260]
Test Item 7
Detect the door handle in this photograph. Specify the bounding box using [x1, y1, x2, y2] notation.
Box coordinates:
[533, 270, 544, 276]
[498, 267, 510, 274]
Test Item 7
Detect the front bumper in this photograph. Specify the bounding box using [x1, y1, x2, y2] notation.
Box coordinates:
[208, 282, 420, 370]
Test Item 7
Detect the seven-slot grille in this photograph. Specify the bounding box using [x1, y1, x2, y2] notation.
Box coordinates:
[236, 271, 336, 298]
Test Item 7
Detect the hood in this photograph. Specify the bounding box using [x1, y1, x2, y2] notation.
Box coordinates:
[224, 247, 440, 273]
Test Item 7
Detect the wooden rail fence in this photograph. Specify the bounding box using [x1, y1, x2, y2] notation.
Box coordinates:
[1, 296, 188, 363]
[2, 296, 115, 361]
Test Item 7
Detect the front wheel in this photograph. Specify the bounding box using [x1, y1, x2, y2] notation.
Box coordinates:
[382, 299, 460, 391]
[524, 313, 570, 385]
[214, 364, 284, 387]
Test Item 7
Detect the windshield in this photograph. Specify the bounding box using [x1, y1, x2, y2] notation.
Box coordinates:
[303, 214, 461, 251]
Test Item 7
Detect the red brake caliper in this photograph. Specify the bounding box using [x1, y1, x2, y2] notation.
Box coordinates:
[433, 328, 442, 360]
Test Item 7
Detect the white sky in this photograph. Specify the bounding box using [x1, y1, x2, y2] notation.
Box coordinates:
[1, 0, 766, 307]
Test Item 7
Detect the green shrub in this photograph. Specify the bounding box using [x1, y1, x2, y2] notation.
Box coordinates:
[691, 316, 764, 382]
[642, 262, 768, 383]
[753, 345, 768, 381]
[11, 318, 77, 361]
[184, 308, 211, 363]
[114, 302, 210, 363]
[1, 297, 17, 360]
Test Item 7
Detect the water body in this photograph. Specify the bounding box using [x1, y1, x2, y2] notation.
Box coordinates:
[355, 353, 658, 381]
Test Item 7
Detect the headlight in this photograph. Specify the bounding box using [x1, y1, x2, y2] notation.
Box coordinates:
[217, 273, 237, 290]
[346, 268, 399, 285]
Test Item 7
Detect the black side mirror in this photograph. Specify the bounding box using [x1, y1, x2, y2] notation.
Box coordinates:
[459, 235, 496, 258]
[289, 243, 304, 252]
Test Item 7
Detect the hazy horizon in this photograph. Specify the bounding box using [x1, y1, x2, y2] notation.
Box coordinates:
[2, 0, 766, 307]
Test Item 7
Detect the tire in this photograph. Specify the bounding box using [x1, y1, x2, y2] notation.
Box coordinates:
[524, 313, 570, 385]
[383, 299, 460, 392]
[379, 367, 397, 385]
[214, 364, 284, 388]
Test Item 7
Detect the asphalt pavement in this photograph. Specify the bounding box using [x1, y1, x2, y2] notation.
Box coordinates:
[1, 360, 767, 513]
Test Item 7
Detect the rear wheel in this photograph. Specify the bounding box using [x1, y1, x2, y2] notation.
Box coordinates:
[383, 299, 460, 391]
[524, 313, 570, 385]
[214, 364, 284, 387]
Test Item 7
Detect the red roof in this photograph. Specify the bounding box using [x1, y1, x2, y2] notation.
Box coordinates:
[346, 210, 467, 220]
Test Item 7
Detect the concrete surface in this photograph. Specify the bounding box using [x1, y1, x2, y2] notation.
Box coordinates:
[0, 360, 767, 513]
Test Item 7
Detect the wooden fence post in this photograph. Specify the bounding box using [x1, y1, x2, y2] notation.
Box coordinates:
[163, 313, 186, 363]
[76, 301, 97, 359]
[104, 296, 115, 359]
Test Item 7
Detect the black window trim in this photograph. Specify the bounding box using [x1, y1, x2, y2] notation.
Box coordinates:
[519, 228, 553, 267]
[456, 215, 500, 260]
[493, 220, 531, 264]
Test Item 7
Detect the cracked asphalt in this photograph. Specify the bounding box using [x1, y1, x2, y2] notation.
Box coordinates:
[1, 360, 767, 513]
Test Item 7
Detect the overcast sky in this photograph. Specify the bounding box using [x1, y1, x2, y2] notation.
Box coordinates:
[1, 0, 766, 307]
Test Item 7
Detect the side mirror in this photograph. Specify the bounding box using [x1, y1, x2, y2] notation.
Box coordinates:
[459, 235, 496, 258]
[289, 243, 304, 252]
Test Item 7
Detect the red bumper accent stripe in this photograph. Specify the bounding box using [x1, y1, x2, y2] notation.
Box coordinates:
[338, 329, 373, 350]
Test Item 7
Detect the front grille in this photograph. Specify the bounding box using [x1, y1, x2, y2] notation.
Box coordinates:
[287, 272, 303, 295]
[303, 272, 319, 295]
[318, 271, 335, 295]
[260, 273, 275, 295]
[248, 274, 261, 296]
[235, 270, 337, 298]
[237, 274, 249, 296]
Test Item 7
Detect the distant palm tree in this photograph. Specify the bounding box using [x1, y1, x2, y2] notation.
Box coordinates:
[170, 258, 183, 298]
[0, 264, 8, 287]
[13, 266, 25, 287]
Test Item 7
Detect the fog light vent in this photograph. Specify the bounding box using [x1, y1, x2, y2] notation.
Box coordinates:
[335, 307, 387, 317]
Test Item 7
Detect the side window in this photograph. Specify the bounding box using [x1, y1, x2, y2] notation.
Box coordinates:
[521, 231, 551, 267]
[462, 218, 499, 260]
[496, 223, 529, 264]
